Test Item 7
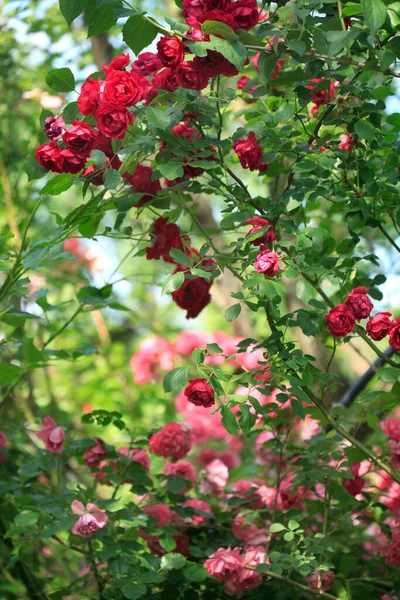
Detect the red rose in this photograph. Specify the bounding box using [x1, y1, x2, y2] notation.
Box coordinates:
[176, 61, 209, 90]
[193, 51, 238, 78]
[157, 37, 185, 68]
[83, 437, 108, 468]
[389, 317, 400, 351]
[233, 131, 268, 171]
[343, 462, 365, 497]
[77, 77, 102, 116]
[132, 52, 163, 76]
[43, 116, 66, 140]
[345, 286, 373, 321]
[184, 378, 215, 407]
[172, 273, 212, 318]
[95, 104, 134, 140]
[62, 121, 98, 156]
[231, 0, 259, 30]
[147, 67, 180, 103]
[246, 216, 276, 246]
[149, 422, 192, 459]
[253, 247, 279, 277]
[146, 217, 185, 262]
[199, 9, 238, 29]
[102, 70, 148, 107]
[182, 0, 231, 24]
[171, 124, 201, 141]
[325, 304, 355, 337]
[124, 164, 161, 206]
[237, 75, 257, 96]
[366, 311, 392, 341]
[35, 142, 62, 172]
[103, 53, 130, 76]
[59, 149, 87, 174]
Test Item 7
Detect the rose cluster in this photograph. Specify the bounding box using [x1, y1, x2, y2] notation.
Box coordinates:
[325, 286, 400, 349]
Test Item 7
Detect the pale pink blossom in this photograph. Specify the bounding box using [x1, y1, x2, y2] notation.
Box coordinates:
[183, 499, 213, 524]
[36, 417, 65, 453]
[71, 501, 107, 537]
[200, 459, 229, 496]
[381, 417, 400, 442]
[130, 336, 176, 385]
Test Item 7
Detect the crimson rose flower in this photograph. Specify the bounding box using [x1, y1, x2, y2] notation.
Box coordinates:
[325, 304, 355, 337]
[146, 217, 185, 262]
[246, 216, 276, 246]
[103, 70, 148, 107]
[253, 248, 280, 277]
[233, 131, 268, 171]
[103, 53, 130, 76]
[193, 51, 238, 78]
[157, 37, 185, 68]
[199, 9, 238, 29]
[124, 164, 161, 206]
[44, 115, 66, 140]
[184, 378, 215, 407]
[176, 61, 209, 90]
[132, 52, 163, 76]
[62, 121, 98, 156]
[95, 104, 134, 140]
[366, 311, 392, 341]
[172, 274, 212, 318]
[77, 77, 102, 116]
[343, 462, 365, 497]
[389, 317, 400, 351]
[59, 149, 87, 174]
[182, 0, 231, 24]
[231, 0, 259, 30]
[36, 142, 62, 172]
[149, 422, 192, 459]
[345, 286, 373, 321]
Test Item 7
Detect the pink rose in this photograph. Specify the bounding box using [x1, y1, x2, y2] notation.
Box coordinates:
[71, 501, 107, 537]
[306, 569, 335, 592]
[253, 247, 280, 277]
[36, 417, 65, 453]
[366, 311, 392, 341]
[83, 437, 108, 468]
[183, 499, 213, 524]
[380, 417, 400, 442]
[204, 547, 243, 581]
[149, 422, 192, 460]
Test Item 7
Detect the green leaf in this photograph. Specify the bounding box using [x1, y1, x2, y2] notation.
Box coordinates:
[202, 20, 239, 40]
[147, 107, 171, 129]
[86, 2, 117, 37]
[326, 30, 360, 56]
[160, 271, 185, 294]
[24, 155, 46, 181]
[89, 150, 107, 168]
[123, 16, 158, 55]
[15, 511, 39, 527]
[269, 522, 286, 533]
[45, 68, 76, 92]
[157, 162, 184, 180]
[22, 339, 42, 364]
[163, 366, 188, 393]
[184, 564, 207, 582]
[284, 531, 295, 541]
[62, 101, 81, 121]
[122, 584, 148, 600]
[0, 364, 21, 384]
[209, 36, 248, 70]
[295, 279, 314, 304]
[286, 40, 306, 56]
[342, 3, 362, 17]
[238, 403, 256, 434]
[169, 249, 192, 267]
[160, 553, 187, 570]
[225, 303, 241, 322]
[361, 0, 387, 32]
[221, 405, 240, 435]
[40, 174, 74, 196]
[59, 0, 88, 26]
[77, 285, 113, 307]
[354, 120, 375, 142]
[103, 168, 122, 190]
[258, 52, 280, 80]
[288, 519, 300, 530]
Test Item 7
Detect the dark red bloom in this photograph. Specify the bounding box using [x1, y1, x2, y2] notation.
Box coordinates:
[325, 304, 355, 337]
[103, 70, 148, 107]
[343, 462, 365, 497]
[95, 104, 134, 140]
[184, 378, 215, 407]
[233, 131, 268, 171]
[124, 164, 161, 206]
[147, 68, 180, 102]
[176, 61, 209, 90]
[193, 51, 238, 78]
[199, 9, 238, 29]
[62, 121, 98, 156]
[246, 217, 276, 246]
[157, 37, 185, 68]
[389, 317, 400, 351]
[172, 272, 212, 318]
[59, 149, 87, 174]
[182, 0, 231, 25]
[103, 53, 130, 76]
[35, 142, 62, 173]
[231, 0, 259, 30]
[43, 116, 66, 140]
[149, 422, 192, 459]
[146, 217, 186, 262]
[366, 312, 392, 341]
[345, 286, 373, 321]
[132, 52, 163, 76]
[77, 77, 102, 116]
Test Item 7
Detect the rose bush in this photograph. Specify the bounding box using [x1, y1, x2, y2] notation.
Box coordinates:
[0, 0, 400, 599]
